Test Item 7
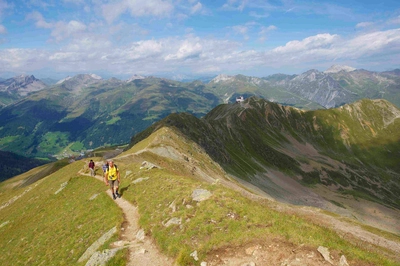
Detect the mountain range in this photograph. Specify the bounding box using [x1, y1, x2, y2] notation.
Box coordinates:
[0, 96, 399, 265]
[1, 64, 400, 264]
[0, 65, 400, 160]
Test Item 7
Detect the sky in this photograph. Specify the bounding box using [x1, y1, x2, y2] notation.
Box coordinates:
[0, 0, 399, 80]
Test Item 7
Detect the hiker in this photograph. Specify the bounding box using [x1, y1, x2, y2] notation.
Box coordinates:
[104, 159, 121, 200]
[88, 159, 95, 176]
[102, 160, 108, 178]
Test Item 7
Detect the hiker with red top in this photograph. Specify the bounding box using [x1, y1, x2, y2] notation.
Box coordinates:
[104, 159, 121, 200]
[88, 159, 95, 176]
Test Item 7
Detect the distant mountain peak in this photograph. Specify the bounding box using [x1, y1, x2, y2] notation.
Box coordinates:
[324, 65, 356, 73]
[56, 74, 102, 85]
[210, 74, 234, 83]
[0, 74, 47, 99]
[17, 74, 35, 79]
[127, 74, 145, 83]
[56, 76, 72, 84]
[8, 75, 38, 84]
[90, 74, 102, 80]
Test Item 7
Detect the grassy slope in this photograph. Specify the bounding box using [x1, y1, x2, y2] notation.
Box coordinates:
[1, 99, 400, 265]
[118, 127, 399, 265]
[174, 98, 400, 207]
[0, 160, 123, 266]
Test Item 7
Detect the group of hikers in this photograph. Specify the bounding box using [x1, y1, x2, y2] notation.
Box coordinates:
[88, 159, 121, 200]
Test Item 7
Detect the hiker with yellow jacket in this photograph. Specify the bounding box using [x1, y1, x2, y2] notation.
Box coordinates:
[104, 159, 121, 200]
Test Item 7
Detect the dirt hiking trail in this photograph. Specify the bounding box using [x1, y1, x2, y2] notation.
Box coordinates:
[79, 162, 400, 266]
[78, 169, 174, 266]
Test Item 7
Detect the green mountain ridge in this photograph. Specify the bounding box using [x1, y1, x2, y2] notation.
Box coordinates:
[129, 97, 400, 210]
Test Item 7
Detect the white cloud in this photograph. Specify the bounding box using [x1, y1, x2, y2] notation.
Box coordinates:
[265, 29, 400, 68]
[51, 20, 87, 42]
[26, 11, 52, 29]
[222, 0, 247, 11]
[273, 33, 339, 54]
[102, 0, 174, 24]
[340, 29, 400, 58]
[1, 27, 400, 76]
[0, 24, 6, 34]
[126, 39, 165, 59]
[249, 11, 269, 18]
[259, 25, 276, 35]
[191, 2, 202, 14]
[356, 22, 374, 28]
[165, 39, 202, 60]
[258, 25, 276, 42]
[232, 25, 248, 35]
[65, 36, 112, 52]
[230, 21, 259, 40]
[27, 11, 92, 43]
[0, 48, 49, 71]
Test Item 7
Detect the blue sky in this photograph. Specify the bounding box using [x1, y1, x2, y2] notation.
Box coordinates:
[0, 0, 399, 80]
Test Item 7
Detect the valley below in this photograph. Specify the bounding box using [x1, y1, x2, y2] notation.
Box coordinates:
[1, 68, 400, 265]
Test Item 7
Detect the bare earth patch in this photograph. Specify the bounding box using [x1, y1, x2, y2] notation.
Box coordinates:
[206, 239, 343, 266]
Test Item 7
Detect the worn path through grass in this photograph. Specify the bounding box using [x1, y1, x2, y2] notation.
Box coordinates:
[78, 167, 174, 266]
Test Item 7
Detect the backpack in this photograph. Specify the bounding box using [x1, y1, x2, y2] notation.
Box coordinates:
[106, 163, 117, 171]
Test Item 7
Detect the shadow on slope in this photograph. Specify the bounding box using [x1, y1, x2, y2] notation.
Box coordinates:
[0, 150, 50, 182]
[127, 97, 400, 233]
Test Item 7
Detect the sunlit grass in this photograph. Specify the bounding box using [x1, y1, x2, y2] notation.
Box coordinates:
[119, 162, 397, 266]
[0, 161, 123, 265]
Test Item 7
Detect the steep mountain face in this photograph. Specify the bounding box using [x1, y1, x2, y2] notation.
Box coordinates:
[130, 97, 400, 210]
[0, 75, 47, 107]
[206, 70, 355, 109]
[262, 67, 398, 109]
[329, 69, 400, 105]
[206, 74, 325, 109]
[208, 67, 400, 109]
[0, 75, 219, 158]
[279, 69, 356, 108]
